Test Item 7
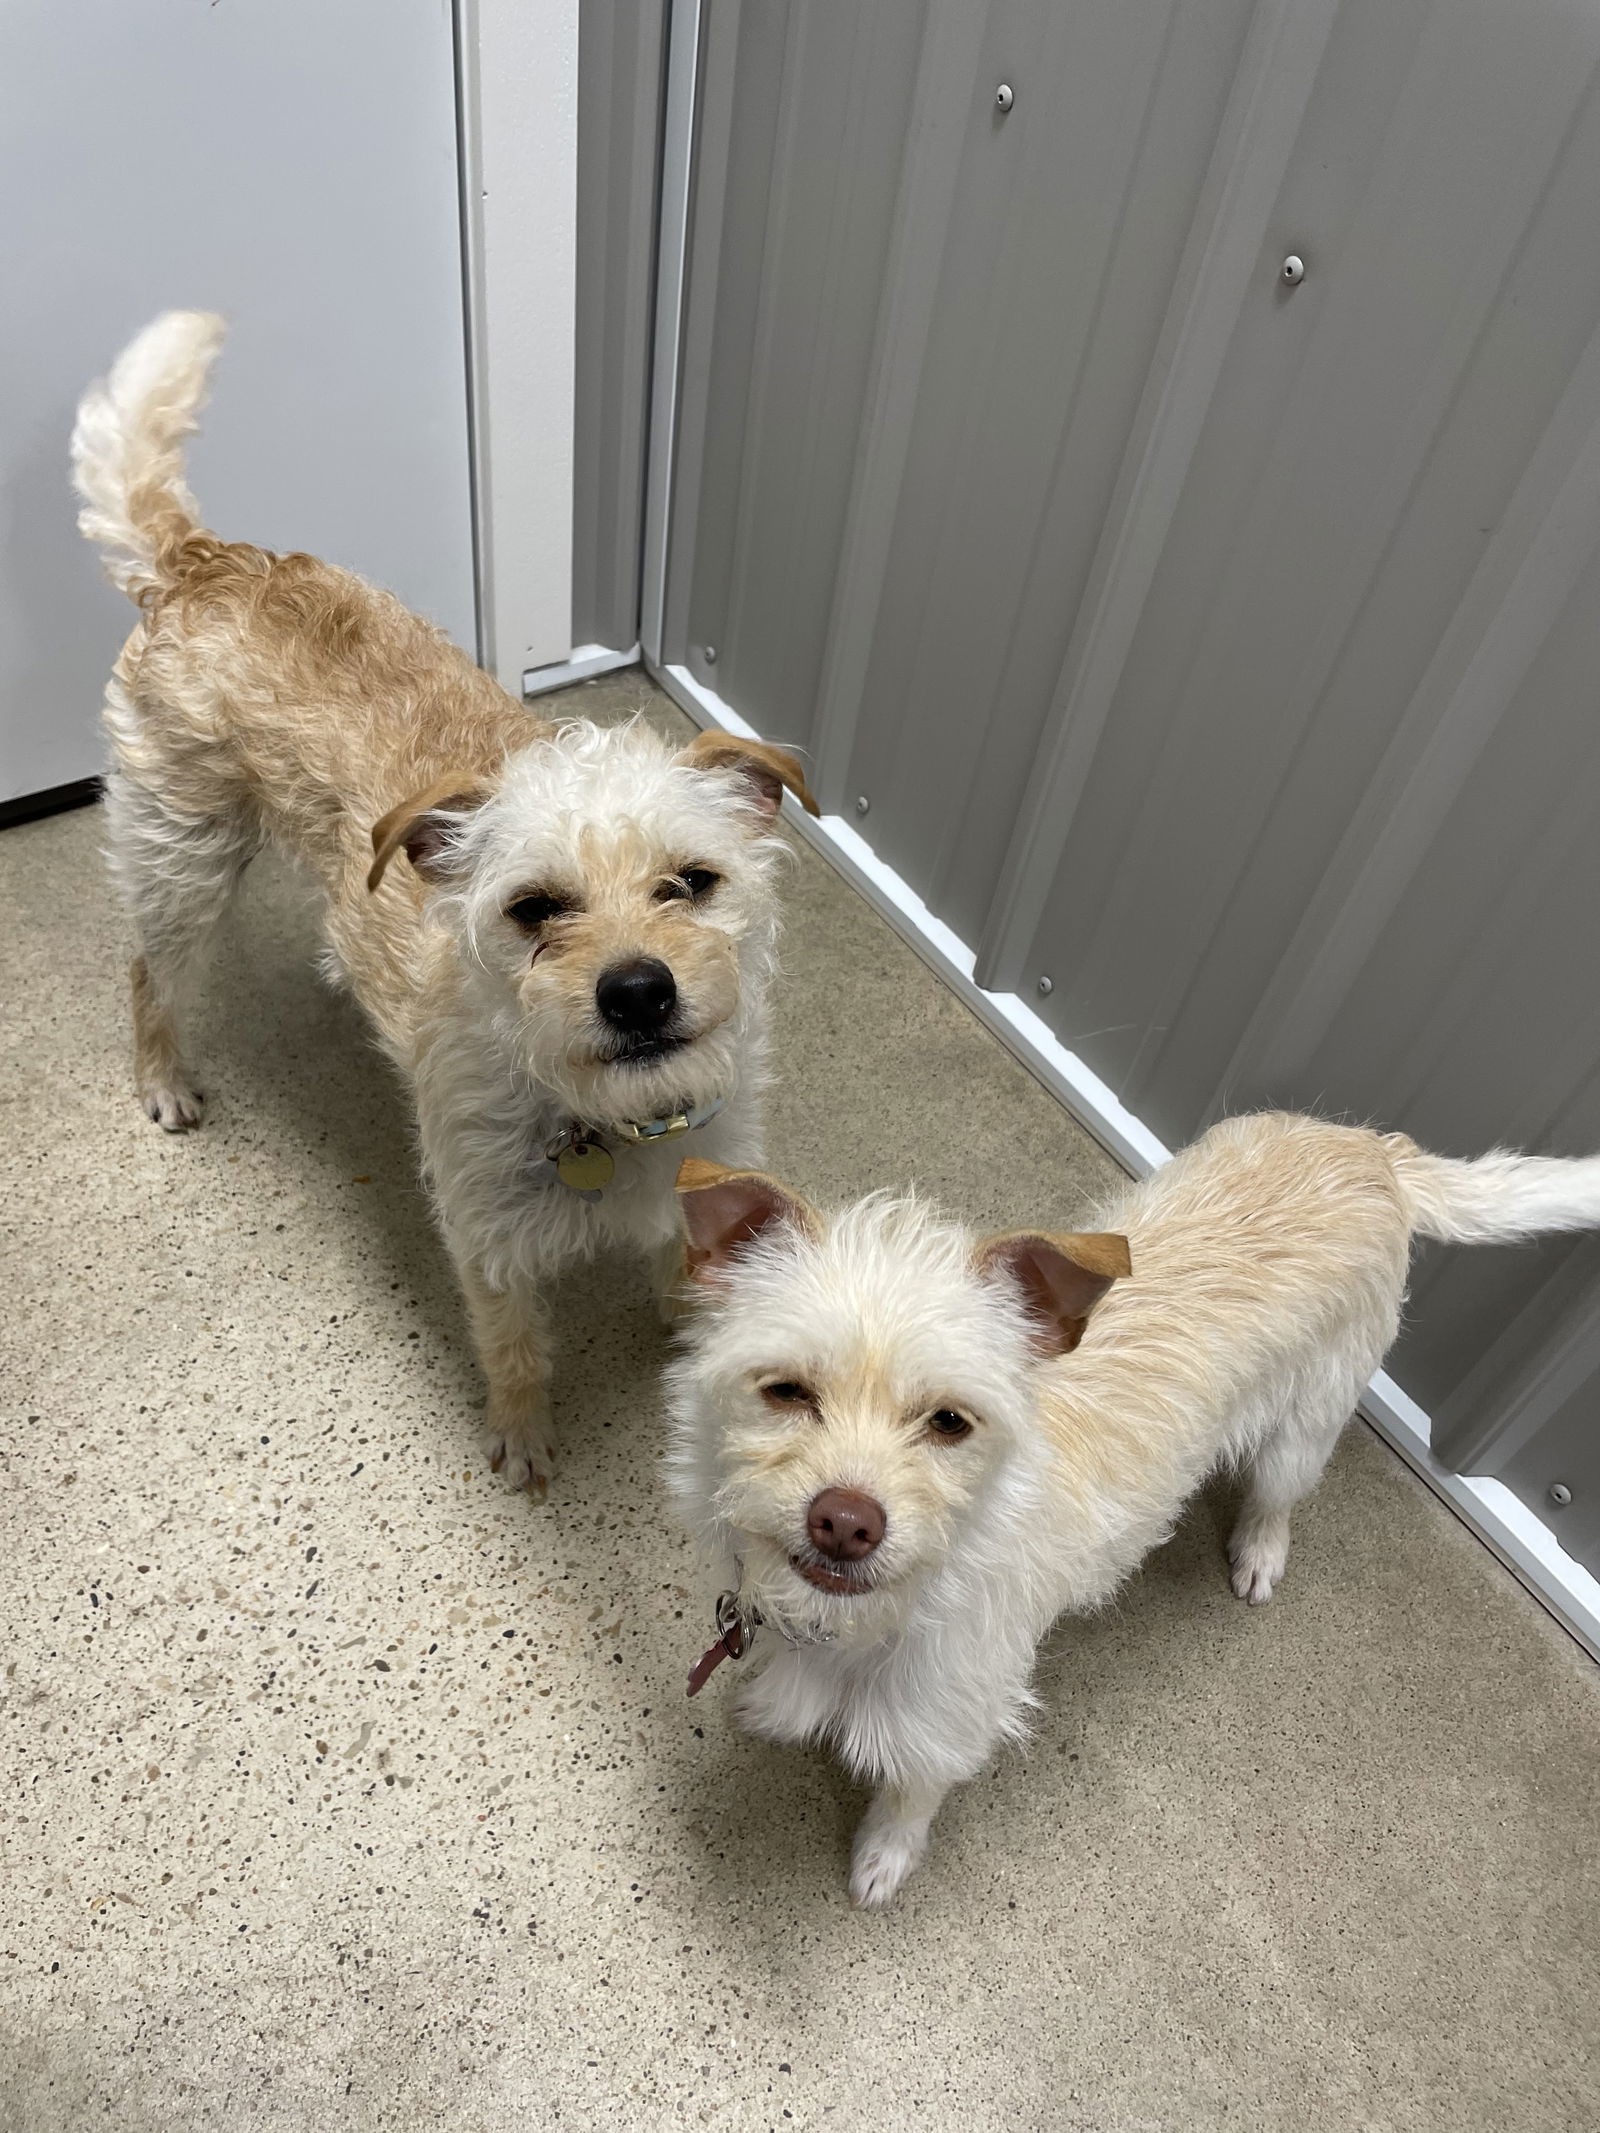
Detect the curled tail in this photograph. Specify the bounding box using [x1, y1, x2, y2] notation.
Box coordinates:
[1388, 1135, 1600, 1246]
[71, 310, 225, 602]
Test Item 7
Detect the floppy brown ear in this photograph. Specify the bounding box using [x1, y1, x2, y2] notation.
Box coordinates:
[675, 1157, 821, 1282]
[677, 729, 820, 822]
[973, 1230, 1131, 1356]
[367, 773, 495, 892]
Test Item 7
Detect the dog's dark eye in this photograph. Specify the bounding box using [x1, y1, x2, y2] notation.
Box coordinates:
[927, 1408, 974, 1441]
[656, 866, 721, 903]
[504, 892, 569, 930]
[760, 1379, 814, 1408]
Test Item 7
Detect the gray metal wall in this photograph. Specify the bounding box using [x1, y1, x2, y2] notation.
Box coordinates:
[660, 0, 1600, 1573]
[573, 0, 665, 650]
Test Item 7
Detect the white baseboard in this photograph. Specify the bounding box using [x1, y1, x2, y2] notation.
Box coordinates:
[522, 643, 640, 698]
[649, 654, 1600, 1667]
[1359, 1370, 1600, 1663]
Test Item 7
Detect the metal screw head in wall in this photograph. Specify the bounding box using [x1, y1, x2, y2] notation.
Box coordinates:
[703, 644, 718, 664]
[994, 84, 1014, 112]
[854, 796, 870, 816]
[1281, 254, 1306, 286]
[1036, 975, 1053, 996]
[1549, 1482, 1573, 1507]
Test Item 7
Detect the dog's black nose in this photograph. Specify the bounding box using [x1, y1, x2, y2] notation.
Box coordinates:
[596, 956, 677, 1034]
[807, 1488, 886, 1562]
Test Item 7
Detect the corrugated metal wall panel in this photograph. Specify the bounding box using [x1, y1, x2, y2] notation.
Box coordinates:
[1484, 1323, 1600, 1577]
[1008, 1, 1600, 1124]
[666, 0, 932, 757]
[844, 0, 1260, 948]
[573, 0, 664, 650]
[658, 0, 1600, 1552]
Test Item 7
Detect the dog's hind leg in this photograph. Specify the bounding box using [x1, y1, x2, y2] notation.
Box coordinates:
[104, 761, 256, 1131]
[1228, 1378, 1362, 1605]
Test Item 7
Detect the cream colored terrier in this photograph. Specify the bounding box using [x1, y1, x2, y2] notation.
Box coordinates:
[73, 312, 816, 1497]
[666, 1113, 1600, 1906]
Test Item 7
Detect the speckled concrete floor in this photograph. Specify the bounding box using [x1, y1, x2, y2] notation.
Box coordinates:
[3, 675, 1597, 2133]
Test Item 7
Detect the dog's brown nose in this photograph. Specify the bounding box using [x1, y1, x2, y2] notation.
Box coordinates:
[806, 1488, 886, 1562]
[596, 955, 677, 1034]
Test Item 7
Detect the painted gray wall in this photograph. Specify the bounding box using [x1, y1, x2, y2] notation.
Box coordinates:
[573, 0, 664, 651]
[0, 0, 475, 804]
[661, 0, 1600, 1572]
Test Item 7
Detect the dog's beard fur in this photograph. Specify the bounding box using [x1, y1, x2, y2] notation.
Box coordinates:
[433, 720, 784, 1126]
[665, 1195, 1045, 1648]
[724, 1534, 923, 1650]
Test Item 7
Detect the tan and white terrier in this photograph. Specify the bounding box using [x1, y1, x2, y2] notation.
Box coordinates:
[73, 311, 816, 1497]
[666, 1113, 1600, 1905]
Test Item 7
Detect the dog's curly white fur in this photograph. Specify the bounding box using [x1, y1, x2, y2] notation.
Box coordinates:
[665, 1114, 1600, 1905]
[75, 311, 816, 1497]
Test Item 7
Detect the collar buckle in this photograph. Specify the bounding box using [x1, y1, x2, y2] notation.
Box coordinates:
[547, 1095, 726, 1196]
[613, 1110, 692, 1145]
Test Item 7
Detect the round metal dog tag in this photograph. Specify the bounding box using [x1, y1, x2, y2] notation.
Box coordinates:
[556, 1139, 614, 1192]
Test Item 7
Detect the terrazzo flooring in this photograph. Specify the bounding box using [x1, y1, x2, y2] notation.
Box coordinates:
[2, 675, 1597, 2132]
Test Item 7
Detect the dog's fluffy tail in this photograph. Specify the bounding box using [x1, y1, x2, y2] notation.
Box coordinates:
[1389, 1136, 1600, 1247]
[71, 310, 226, 601]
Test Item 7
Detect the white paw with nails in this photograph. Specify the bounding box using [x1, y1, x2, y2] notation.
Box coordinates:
[850, 1823, 927, 1909]
[143, 1080, 204, 1132]
[487, 1428, 555, 1501]
[1229, 1536, 1288, 1605]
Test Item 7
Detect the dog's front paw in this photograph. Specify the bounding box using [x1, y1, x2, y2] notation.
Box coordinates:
[849, 1783, 946, 1907]
[849, 1817, 926, 1910]
[1228, 1515, 1290, 1605]
[486, 1423, 556, 1501]
[141, 1077, 205, 1132]
[1228, 1557, 1282, 1605]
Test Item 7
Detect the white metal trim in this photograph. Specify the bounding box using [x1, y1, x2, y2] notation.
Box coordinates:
[522, 644, 641, 699]
[639, 0, 703, 666]
[647, 649, 1600, 1667]
[455, 0, 579, 690]
[1359, 1372, 1600, 1666]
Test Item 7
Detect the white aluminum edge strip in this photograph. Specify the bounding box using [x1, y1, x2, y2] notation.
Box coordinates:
[639, 0, 702, 664]
[522, 644, 641, 698]
[456, 0, 578, 689]
[1358, 1370, 1600, 1664]
[650, 653, 1600, 1667]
